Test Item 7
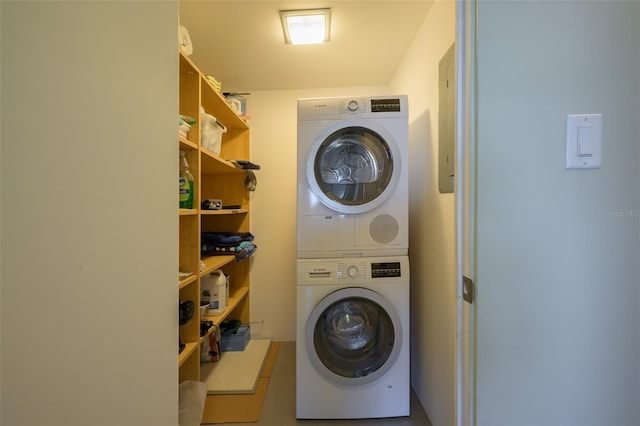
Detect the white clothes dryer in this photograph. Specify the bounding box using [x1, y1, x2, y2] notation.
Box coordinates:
[297, 96, 409, 258]
[296, 256, 410, 419]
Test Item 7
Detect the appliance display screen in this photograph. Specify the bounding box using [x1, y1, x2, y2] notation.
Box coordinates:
[371, 262, 401, 278]
[371, 98, 401, 113]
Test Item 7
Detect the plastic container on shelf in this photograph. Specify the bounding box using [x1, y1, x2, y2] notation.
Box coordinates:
[178, 116, 192, 138]
[179, 150, 194, 209]
[200, 107, 227, 155]
[201, 269, 228, 315]
[178, 122, 191, 137]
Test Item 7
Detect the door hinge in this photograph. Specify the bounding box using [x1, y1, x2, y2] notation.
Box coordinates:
[463, 276, 474, 304]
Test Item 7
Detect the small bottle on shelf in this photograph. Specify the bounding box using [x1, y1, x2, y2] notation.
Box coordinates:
[179, 150, 194, 209]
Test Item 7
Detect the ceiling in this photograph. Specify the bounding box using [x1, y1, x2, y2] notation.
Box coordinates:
[179, 1, 434, 93]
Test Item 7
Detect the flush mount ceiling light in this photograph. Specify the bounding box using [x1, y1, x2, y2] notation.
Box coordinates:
[280, 8, 331, 45]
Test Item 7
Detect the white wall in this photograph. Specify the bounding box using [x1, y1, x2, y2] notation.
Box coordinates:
[1, 2, 179, 425]
[246, 85, 389, 341]
[475, 1, 640, 425]
[389, 2, 456, 425]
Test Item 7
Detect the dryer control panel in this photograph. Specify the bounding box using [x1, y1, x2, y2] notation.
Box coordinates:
[337, 260, 402, 280]
[337, 97, 405, 116]
[298, 96, 408, 121]
[371, 98, 402, 113]
[371, 261, 402, 278]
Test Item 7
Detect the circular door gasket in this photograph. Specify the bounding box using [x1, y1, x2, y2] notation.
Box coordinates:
[306, 121, 402, 214]
[305, 287, 402, 387]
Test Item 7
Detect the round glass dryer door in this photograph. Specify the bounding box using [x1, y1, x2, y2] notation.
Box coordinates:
[307, 123, 401, 214]
[306, 287, 402, 387]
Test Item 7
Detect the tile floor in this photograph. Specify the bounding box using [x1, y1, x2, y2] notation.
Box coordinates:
[231, 341, 432, 426]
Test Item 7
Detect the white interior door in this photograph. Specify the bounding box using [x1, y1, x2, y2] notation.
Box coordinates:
[455, 1, 477, 425]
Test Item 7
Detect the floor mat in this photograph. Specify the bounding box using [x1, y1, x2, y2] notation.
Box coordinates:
[202, 339, 272, 394]
[201, 341, 280, 424]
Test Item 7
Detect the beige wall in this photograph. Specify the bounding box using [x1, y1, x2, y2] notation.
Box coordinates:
[246, 85, 390, 341]
[1, 2, 179, 424]
[390, 1, 457, 425]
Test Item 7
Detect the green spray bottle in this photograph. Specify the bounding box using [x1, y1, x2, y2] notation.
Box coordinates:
[179, 150, 194, 209]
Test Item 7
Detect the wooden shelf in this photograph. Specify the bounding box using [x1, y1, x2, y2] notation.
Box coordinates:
[178, 341, 199, 367]
[179, 273, 197, 290]
[179, 136, 197, 150]
[202, 287, 250, 327]
[179, 208, 197, 216]
[200, 324, 216, 342]
[201, 150, 244, 175]
[201, 255, 236, 275]
[199, 87, 248, 132]
[201, 209, 248, 216]
[199, 286, 251, 342]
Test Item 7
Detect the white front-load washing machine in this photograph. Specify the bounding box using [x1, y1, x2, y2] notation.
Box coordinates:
[296, 256, 410, 419]
[297, 96, 409, 259]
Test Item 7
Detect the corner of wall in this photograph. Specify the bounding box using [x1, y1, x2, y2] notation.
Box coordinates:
[389, 1, 457, 425]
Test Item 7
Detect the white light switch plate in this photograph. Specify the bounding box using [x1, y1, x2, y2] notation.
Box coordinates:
[566, 114, 602, 169]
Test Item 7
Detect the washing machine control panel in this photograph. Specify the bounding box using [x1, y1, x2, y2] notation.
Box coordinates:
[337, 261, 402, 280]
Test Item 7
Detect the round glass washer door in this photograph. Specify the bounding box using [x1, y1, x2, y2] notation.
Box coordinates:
[306, 287, 402, 387]
[306, 121, 401, 214]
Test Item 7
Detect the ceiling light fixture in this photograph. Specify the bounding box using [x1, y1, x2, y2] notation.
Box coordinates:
[280, 8, 331, 45]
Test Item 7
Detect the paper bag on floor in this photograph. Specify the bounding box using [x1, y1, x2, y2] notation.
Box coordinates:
[178, 380, 207, 426]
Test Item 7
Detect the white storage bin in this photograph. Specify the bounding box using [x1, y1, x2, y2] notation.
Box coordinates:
[200, 108, 227, 156]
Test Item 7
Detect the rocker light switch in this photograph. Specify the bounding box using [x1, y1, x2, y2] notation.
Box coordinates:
[566, 114, 602, 169]
[577, 126, 595, 157]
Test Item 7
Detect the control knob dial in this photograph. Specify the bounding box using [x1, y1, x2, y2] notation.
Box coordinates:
[346, 265, 359, 278]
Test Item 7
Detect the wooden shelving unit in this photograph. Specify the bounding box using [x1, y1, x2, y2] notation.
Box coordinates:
[177, 50, 253, 390]
[202, 287, 250, 329]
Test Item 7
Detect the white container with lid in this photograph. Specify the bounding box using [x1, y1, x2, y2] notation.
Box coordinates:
[201, 269, 228, 315]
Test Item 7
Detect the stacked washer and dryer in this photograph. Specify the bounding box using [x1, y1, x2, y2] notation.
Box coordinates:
[296, 96, 410, 419]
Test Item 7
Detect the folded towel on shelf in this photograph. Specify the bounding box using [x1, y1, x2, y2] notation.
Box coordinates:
[201, 232, 257, 262]
[235, 241, 257, 261]
[205, 75, 222, 92]
[202, 232, 253, 245]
